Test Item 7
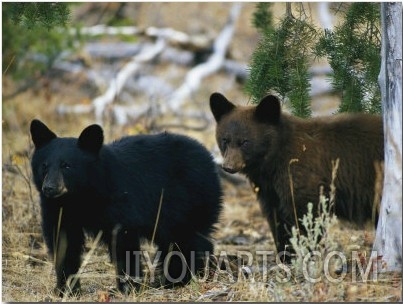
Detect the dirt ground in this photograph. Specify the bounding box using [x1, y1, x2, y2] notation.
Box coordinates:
[2, 3, 401, 302]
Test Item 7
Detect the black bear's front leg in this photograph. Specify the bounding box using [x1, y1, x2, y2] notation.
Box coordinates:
[41, 204, 84, 296]
[54, 226, 84, 296]
[110, 226, 142, 294]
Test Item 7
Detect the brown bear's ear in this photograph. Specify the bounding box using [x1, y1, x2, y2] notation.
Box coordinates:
[30, 119, 57, 149]
[78, 124, 104, 154]
[210, 92, 236, 122]
[255, 95, 281, 125]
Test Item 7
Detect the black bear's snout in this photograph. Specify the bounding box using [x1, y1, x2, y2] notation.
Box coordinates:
[42, 184, 67, 198]
[41, 169, 68, 198]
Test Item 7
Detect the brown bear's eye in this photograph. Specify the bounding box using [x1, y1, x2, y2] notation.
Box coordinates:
[239, 140, 249, 148]
[221, 138, 229, 146]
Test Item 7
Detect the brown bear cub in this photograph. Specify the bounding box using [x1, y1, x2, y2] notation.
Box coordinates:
[210, 92, 384, 261]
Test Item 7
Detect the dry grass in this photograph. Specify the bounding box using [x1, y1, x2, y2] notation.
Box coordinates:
[2, 92, 401, 301]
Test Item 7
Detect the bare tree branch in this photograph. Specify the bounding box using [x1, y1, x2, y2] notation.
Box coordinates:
[57, 38, 166, 123]
[166, 3, 242, 113]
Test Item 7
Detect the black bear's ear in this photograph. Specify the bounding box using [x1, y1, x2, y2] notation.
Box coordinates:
[210, 92, 236, 122]
[30, 119, 57, 149]
[254, 95, 281, 125]
[78, 124, 104, 154]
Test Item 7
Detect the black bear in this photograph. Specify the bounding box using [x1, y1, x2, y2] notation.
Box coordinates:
[209, 92, 384, 261]
[30, 119, 222, 295]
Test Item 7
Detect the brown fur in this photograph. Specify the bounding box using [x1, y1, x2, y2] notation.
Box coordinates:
[210, 92, 384, 259]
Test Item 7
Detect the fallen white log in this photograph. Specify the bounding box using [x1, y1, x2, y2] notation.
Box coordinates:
[145, 26, 211, 50]
[166, 3, 242, 113]
[57, 38, 166, 123]
[70, 25, 211, 50]
[92, 38, 166, 123]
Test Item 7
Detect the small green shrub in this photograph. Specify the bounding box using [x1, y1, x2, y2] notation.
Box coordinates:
[289, 194, 338, 281]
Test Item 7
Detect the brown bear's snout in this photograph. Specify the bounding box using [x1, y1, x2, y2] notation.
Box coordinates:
[222, 149, 245, 174]
[222, 166, 239, 174]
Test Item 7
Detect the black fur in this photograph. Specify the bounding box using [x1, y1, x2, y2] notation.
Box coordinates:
[30, 119, 222, 295]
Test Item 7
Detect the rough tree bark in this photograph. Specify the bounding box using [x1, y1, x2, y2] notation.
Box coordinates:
[371, 2, 402, 272]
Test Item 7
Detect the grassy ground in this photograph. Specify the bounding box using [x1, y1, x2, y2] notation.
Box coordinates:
[2, 3, 402, 302]
[2, 81, 402, 302]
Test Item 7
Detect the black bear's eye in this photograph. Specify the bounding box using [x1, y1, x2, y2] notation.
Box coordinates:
[42, 163, 48, 172]
[60, 162, 71, 169]
[221, 138, 229, 147]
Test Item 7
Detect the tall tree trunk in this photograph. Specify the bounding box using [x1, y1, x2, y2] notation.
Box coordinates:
[372, 2, 402, 272]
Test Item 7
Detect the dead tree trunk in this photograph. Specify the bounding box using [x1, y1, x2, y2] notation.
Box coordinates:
[372, 2, 402, 272]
